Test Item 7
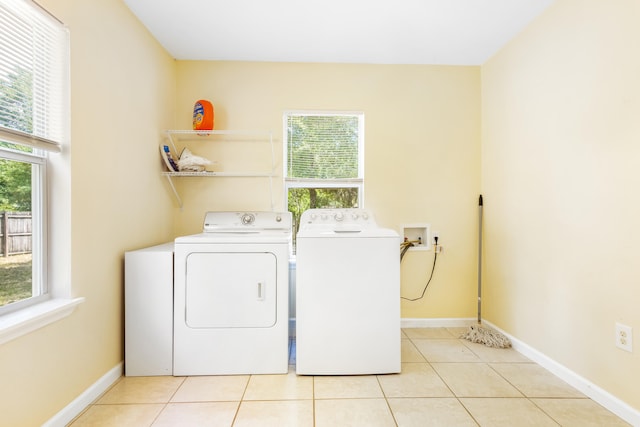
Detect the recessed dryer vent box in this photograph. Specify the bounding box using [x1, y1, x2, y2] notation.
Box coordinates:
[402, 224, 431, 251]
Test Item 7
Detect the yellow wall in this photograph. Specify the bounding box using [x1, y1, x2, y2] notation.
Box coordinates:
[174, 61, 481, 318]
[0, 0, 177, 425]
[482, 0, 640, 411]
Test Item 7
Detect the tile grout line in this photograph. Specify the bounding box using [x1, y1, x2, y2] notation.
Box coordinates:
[527, 397, 563, 427]
[454, 331, 535, 426]
[229, 374, 252, 426]
[407, 333, 482, 426]
[148, 377, 186, 427]
[376, 374, 399, 427]
[481, 352, 577, 426]
[312, 375, 316, 427]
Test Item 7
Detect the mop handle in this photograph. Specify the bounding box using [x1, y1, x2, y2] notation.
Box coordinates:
[478, 195, 483, 324]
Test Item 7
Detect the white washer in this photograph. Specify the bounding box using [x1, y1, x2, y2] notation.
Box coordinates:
[173, 211, 291, 376]
[295, 208, 401, 375]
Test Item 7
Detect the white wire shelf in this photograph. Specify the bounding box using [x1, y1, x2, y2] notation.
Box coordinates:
[160, 129, 275, 209]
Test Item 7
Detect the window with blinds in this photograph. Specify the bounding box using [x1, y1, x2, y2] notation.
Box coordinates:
[286, 113, 362, 180]
[0, 0, 68, 315]
[284, 112, 364, 245]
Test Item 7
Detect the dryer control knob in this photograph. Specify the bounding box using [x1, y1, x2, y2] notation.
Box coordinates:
[334, 212, 344, 221]
[351, 212, 359, 220]
[241, 213, 255, 225]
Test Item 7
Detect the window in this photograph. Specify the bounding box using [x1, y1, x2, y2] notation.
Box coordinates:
[0, 149, 46, 313]
[284, 111, 364, 241]
[0, 0, 68, 316]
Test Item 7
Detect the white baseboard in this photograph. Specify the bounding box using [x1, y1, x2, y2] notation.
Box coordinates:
[481, 320, 640, 427]
[401, 317, 476, 328]
[43, 362, 123, 427]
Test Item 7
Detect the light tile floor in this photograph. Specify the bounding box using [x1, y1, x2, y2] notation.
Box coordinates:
[69, 327, 631, 426]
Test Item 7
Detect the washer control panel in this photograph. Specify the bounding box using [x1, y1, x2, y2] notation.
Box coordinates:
[300, 208, 377, 228]
[203, 211, 291, 232]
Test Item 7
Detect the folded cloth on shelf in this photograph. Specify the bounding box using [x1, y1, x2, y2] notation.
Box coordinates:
[177, 147, 212, 172]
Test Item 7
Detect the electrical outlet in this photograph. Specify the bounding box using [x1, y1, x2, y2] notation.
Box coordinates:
[432, 231, 439, 245]
[615, 323, 633, 352]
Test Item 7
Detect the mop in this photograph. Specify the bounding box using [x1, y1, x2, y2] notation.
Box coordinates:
[460, 195, 512, 348]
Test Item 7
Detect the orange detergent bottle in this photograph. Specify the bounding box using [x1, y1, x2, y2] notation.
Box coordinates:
[193, 100, 214, 134]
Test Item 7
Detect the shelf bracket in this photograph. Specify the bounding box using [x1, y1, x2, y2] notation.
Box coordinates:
[164, 174, 183, 209]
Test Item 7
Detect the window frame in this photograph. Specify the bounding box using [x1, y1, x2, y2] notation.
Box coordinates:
[0, 0, 81, 345]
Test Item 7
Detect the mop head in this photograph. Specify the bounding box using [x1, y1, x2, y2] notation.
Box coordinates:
[460, 324, 512, 348]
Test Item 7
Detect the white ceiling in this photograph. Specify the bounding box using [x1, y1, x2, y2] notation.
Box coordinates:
[123, 0, 555, 65]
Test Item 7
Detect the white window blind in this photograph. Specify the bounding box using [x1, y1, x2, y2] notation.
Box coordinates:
[0, 0, 68, 152]
[286, 113, 363, 182]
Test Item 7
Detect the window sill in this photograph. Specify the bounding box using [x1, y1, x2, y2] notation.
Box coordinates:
[0, 297, 85, 345]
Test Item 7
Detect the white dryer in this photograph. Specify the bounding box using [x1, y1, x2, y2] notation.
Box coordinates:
[173, 211, 291, 376]
[295, 208, 401, 375]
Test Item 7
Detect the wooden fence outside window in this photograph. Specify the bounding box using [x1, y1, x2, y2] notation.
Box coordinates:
[0, 211, 32, 257]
